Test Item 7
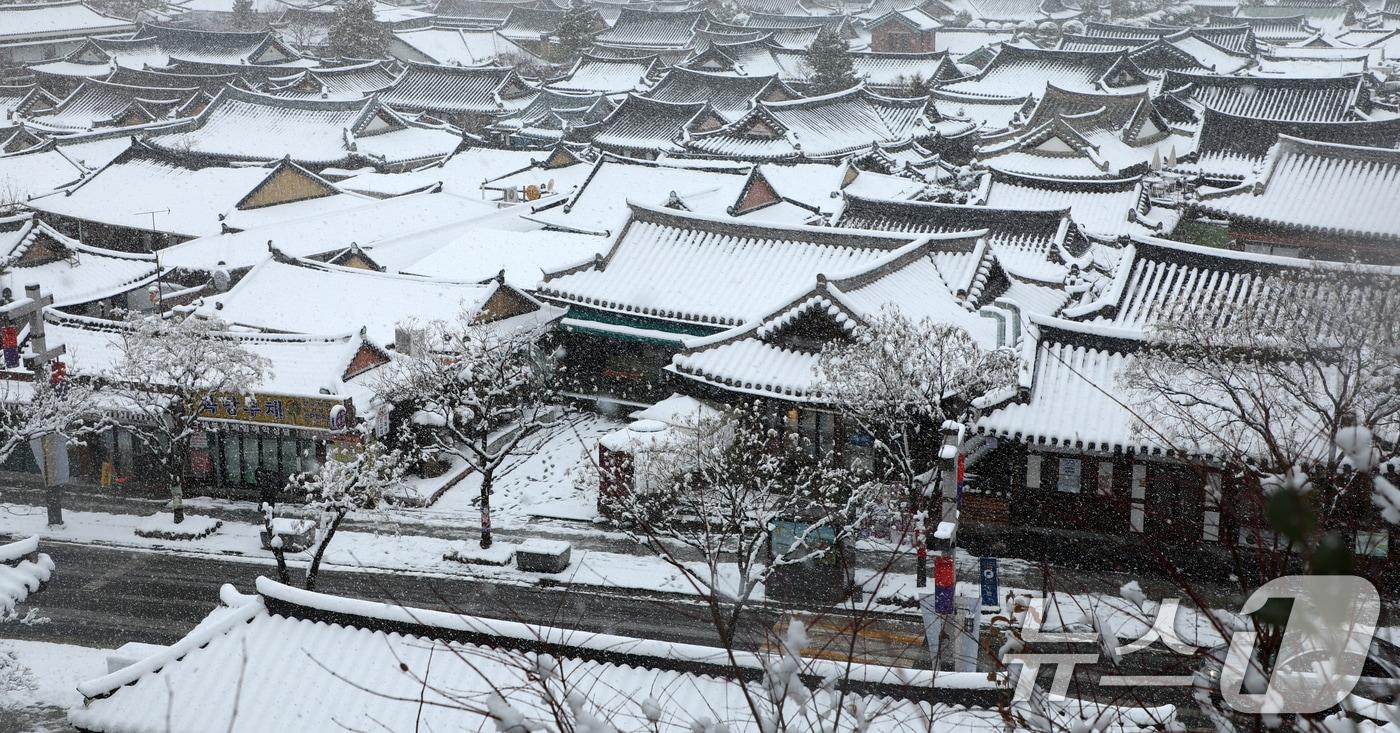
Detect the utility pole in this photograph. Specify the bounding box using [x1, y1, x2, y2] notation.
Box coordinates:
[13, 284, 64, 526]
[135, 209, 169, 314]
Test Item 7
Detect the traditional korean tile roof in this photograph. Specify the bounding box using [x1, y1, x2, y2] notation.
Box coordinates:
[1194, 135, 1400, 246]
[0, 214, 160, 308]
[497, 6, 583, 40]
[745, 11, 854, 31]
[686, 86, 968, 160]
[120, 23, 304, 67]
[0, 85, 36, 121]
[488, 88, 613, 142]
[642, 66, 797, 122]
[263, 61, 399, 101]
[68, 579, 981, 733]
[594, 8, 704, 49]
[203, 255, 559, 345]
[941, 46, 1153, 101]
[529, 155, 751, 234]
[0, 1, 133, 45]
[1081, 20, 1256, 54]
[669, 237, 999, 402]
[538, 201, 940, 327]
[1207, 12, 1319, 43]
[1234, 3, 1346, 35]
[377, 61, 537, 116]
[977, 85, 1190, 179]
[104, 66, 245, 91]
[1158, 70, 1366, 123]
[982, 170, 1177, 238]
[21, 79, 200, 133]
[698, 22, 824, 49]
[0, 132, 125, 202]
[546, 53, 660, 95]
[389, 25, 537, 66]
[835, 193, 1082, 282]
[567, 94, 716, 156]
[1187, 107, 1400, 181]
[27, 145, 365, 238]
[432, 0, 541, 24]
[146, 86, 462, 168]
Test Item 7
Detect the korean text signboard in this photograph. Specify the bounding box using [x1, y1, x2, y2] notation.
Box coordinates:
[195, 392, 348, 432]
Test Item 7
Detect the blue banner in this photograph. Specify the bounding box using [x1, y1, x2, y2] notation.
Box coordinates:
[979, 556, 999, 607]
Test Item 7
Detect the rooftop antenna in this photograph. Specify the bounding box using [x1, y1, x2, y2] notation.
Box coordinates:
[134, 207, 170, 312]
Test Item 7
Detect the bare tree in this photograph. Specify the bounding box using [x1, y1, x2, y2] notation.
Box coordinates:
[107, 313, 270, 524]
[817, 306, 1020, 583]
[375, 314, 558, 549]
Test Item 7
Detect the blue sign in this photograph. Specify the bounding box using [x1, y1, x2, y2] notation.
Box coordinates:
[934, 583, 956, 615]
[979, 556, 999, 607]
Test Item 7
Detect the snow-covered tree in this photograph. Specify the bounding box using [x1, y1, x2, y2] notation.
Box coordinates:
[601, 400, 876, 650]
[327, 0, 390, 59]
[0, 376, 105, 475]
[805, 29, 859, 95]
[268, 430, 406, 590]
[376, 315, 558, 549]
[555, 2, 599, 64]
[108, 314, 270, 524]
[817, 307, 1019, 581]
[1121, 264, 1399, 576]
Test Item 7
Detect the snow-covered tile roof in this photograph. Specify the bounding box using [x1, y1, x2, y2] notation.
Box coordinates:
[377, 62, 536, 116]
[686, 86, 964, 161]
[546, 53, 659, 95]
[568, 94, 711, 156]
[941, 46, 1151, 100]
[1186, 107, 1400, 181]
[529, 156, 751, 235]
[399, 227, 611, 288]
[21, 79, 199, 133]
[1194, 135, 1400, 243]
[202, 255, 553, 345]
[643, 66, 793, 122]
[263, 61, 399, 101]
[432, 0, 533, 23]
[147, 86, 460, 168]
[982, 170, 1175, 239]
[1159, 69, 1365, 123]
[69, 578, 990, 732]
[336, 145, 555, 198]
[389, 26, 534, 66]
[539, 202, 950, 328]
[0, 1, 132, 43]
[931, 88, 1028, 131]
[0, 214, 160, 307]
[0, 138, 108, 203]
[594, 8, 703, 48]
[157, 189, 501, 271]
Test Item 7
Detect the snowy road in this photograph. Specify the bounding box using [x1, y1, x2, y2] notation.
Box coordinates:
[0, 541, 783, 652]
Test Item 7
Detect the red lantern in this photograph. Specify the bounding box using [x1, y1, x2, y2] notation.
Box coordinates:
[49, 360, 66, 386]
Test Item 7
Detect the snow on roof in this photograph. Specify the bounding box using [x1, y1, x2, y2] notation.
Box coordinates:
[22, 79, 199, 133]
[1186, 107, 1400, 180]
[377, 62, 535, 116]
[546, 54, 659, 95]
[263, 61, 399, 101]
[538, 201, 964, 328]
[931, 88, 1028, 131]
[941, 46, 1151, 101]
[432, 0, 534, 23]
[0, 215, 160, 307]
[530, 155, 751, 235]
[202, 255, 553, 345]
[389, 26, 533, 66]
[1195, 135, 1400, 243]
[643, 66, 789, 122]
[399, 227, 610, 288]
[0, 1, 132, 43]
[69, 577, 995, 732]
[156, 189, 500, 271]
[568, 94, 711, 156]
[1160, 70, 1364, 123]
[147, 86, 460, 168]
[594, 7, 703, 49]
[0, 139, 106, 203]
[686, 87, 963, 161]
[982, 171, 1176, 239]
[335, 145, 549, 198]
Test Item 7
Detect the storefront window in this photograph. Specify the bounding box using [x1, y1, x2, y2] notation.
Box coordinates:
[281, 438, 300, 477]
[242, 437, 259, 485]
[223, 434, 240, 485]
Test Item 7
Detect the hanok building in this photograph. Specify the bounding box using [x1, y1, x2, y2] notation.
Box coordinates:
[484, 88, 614, 146]
[146, 86, 462, 171]
[386, 26, 541, 67]
[40, 309, 392, 496]
[33, 24, 305, 80]
[567, 94, 725, 159]
[1182, 107, 1400, 182]
[431, 0, 543, 26]
[980, 170, 1180, 240]
[1056, 29, 1256, 76]
[592, 8, 706, 52]
[642, 67, 797, 123]
[545, 53, 662, 97]
[1192, 135, 1400, 263]
[261, 61, 400, 102]
[1074, 20, 1258, 56]
[16, 79, 205, 134]
[0, 1, 133, 81]
[865, 6, 942, 53]
[28, 144, 371, 250]
[1207, 12, 1322, 44]
[1156, 70, 1371, 125]
[535, 202, 942, 401]
[0, 212, 164, 316]
[684, 86, 974, 162]
[940, 46, 1155, 102]
[375, 62, 537, 131]
[0, 127, 130, 203]
[975, 86, 1192, 179]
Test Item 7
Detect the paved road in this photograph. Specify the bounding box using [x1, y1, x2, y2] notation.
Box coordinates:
[0, 542, 783, 652]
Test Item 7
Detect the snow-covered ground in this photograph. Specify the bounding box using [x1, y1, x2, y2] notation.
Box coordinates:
[0, 639, 109, 732]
